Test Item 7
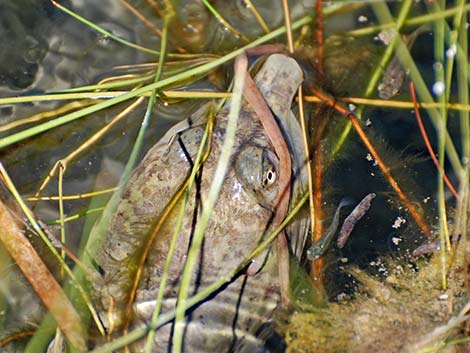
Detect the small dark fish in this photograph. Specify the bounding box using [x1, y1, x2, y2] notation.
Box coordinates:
[412, 234, 461, 257]
[337, 193, 376, 249]
[306, 198, 353, 260]
[378, 25, 430, 99]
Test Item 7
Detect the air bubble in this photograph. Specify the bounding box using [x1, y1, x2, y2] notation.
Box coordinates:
[433, 62, 443, 71]
[445, 44, 457, 59]
[357, 15, 368, 23]
[432, 81, 445, 96]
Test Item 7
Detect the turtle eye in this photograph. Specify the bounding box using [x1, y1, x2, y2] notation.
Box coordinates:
[235, 145, 279, 210]
[262, 165, 277, 189]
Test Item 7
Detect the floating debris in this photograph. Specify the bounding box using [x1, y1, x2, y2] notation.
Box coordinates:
[378, 25, 430, 99]
[337, 193, 376, 249]
[412, 235, 460, 257]
[392, 216, 406, 229]
[306, 198, 353, 260]
[357, 15, 368, 23]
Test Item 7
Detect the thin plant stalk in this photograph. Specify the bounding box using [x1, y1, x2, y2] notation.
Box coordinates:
[409, 82, 459, 199]
[312, 0, 327, 282]
[58, 162, 66, 270]
[457, 6, 470, 163]
[244, 0, 270, 33]
[201, 0, 250, 42]
[348, 3, 470, 37]
[438, 0, 466, 105]
[171, 53, 247, 353]
[117, 12, 175, 340]
[28, 187, 116, 202]
[46, 206, 106, 224]
[432, 0, 451, 290]
[119, 0, 164, 37]
[297, 87, 316, 264]
[282, 0, 294, 53]
[0, 90, 230, 106]
[0, 100, 96, 132]
[0, 332, 36, 349]
[457, 7, 470, 269]
[315, 0, 324, 77]
[302, 95, 470, 111]
[5, 91, 470, 111]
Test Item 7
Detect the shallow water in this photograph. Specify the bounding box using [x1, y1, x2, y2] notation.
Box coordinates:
[0, 0, 461, 351]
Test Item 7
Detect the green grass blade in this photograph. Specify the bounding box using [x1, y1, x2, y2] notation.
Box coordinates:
[348, 3, 470, 37]
[432, 0, 450, 290]
[170, 53, 247, 353]
[201, 0, 250, 42]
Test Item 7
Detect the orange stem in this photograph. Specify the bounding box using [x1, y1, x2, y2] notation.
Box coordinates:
[312, 149, 324, 282]
[310, 86, 430, 236]
[0, 200, 86, 350]
[241, 53, 292, 305]
[409, 82, 459, 200]
[0, 331, 36, 348]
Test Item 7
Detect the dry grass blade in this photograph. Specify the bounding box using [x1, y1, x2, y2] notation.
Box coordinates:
[281, 0, 294, 52]
[0, 199, 85, 351]
[302, 95, 470, 112]
[0, 100, 98, 133]
[241, 52, 292, 304]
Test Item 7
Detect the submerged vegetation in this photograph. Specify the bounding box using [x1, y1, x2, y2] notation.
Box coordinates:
[0, 0, 470, 352]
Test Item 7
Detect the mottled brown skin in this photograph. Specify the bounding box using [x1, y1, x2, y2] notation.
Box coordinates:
[90, 54, 304, 352]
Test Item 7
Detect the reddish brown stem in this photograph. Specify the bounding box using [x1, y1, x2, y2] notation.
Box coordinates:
[241, 53, 292, 305]
[0, 331, 37, 348]
[312, 149, 324, 282]
[310, 86, 430, 236]
[0, 200, 86, 350]
[409, 82, 459, 200]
